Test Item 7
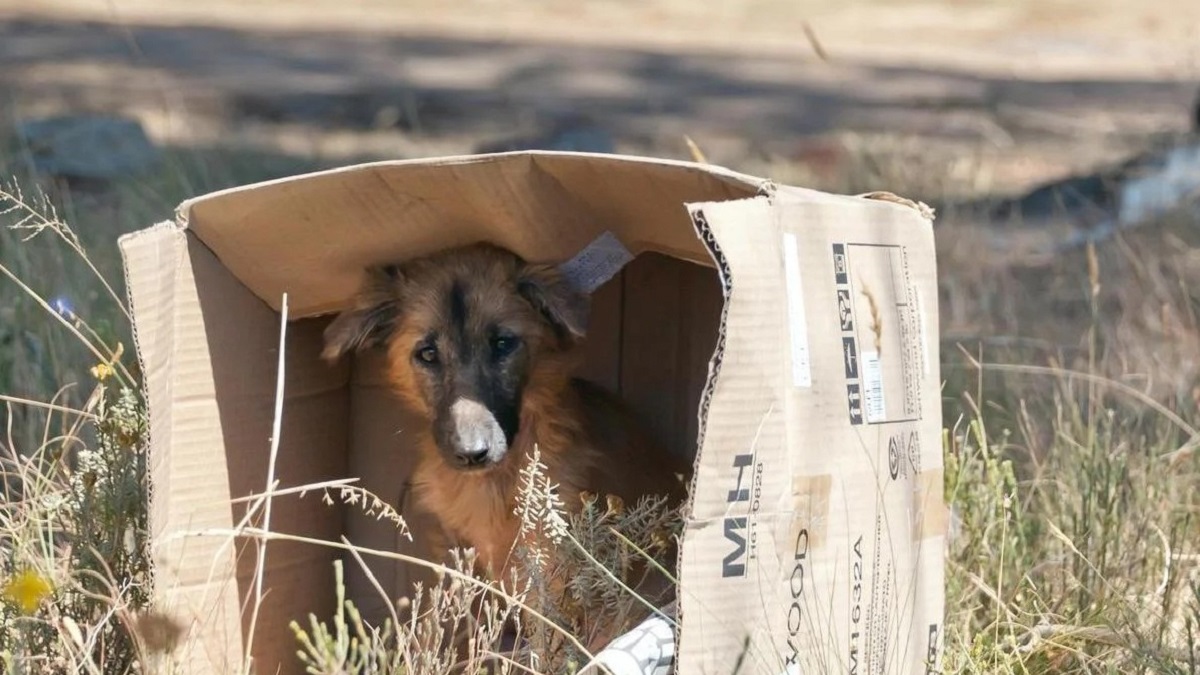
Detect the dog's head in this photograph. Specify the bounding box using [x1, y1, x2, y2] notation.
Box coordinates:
[322, 243, 588, 471]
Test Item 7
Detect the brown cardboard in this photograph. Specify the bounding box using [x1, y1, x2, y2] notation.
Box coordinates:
[119, 151, 944, 675]
[677, 192, 944, 674]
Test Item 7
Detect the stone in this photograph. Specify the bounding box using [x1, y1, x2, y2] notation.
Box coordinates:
[16, 115, 161, 180]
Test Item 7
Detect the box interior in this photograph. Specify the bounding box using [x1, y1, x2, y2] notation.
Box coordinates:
[206, 251, 724, 672]
[165, 154, 758, 673]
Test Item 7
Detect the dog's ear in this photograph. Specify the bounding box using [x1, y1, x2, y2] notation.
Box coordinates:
[518, 262, 589, 342]
[322, 264, 404, 363]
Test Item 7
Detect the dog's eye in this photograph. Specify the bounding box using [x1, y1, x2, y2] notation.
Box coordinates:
[491, 335, 519, 358]
[414, 345, 440, 365]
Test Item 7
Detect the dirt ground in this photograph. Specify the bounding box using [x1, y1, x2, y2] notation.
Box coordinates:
[2, 0, 1198, 200]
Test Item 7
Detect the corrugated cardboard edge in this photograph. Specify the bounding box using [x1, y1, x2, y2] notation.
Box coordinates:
[117, 220, 246, 672]
[171, 150, 773, 227]
[674, 179, 778, 660]
[117, 219, 184, 606]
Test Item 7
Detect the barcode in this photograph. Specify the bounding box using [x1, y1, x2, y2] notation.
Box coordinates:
[863, 351, 885, 423]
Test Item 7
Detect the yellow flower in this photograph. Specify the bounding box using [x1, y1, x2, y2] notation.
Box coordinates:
[90, 362, 113, 381]
[3, 570, 52, 615]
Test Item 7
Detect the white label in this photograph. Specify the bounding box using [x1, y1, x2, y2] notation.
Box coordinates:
[863, 350, 886, 423]
[558, 230, 634, 294]
[782, 232, 812, 388]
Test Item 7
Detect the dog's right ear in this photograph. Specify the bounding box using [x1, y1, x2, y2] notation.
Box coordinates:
[517, 262, 589, 343]
[321, 264, 404, 363]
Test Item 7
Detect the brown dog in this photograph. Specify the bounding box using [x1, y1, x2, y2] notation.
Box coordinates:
[321, 242, 690, 647]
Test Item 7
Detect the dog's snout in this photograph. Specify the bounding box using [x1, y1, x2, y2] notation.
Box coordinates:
[456, 446, 491, 466]
[444, 398, 508, 469]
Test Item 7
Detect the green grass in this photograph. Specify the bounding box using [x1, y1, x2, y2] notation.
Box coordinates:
[0, 134, 1199, 674]
[0, 142, 329, 673]
[941, 356, 1200, 673]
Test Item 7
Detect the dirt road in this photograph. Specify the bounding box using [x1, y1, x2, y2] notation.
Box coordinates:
[2, 0, 1198, 194]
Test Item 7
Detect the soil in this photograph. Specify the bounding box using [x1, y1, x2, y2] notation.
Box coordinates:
[2, 0, 1198, 198]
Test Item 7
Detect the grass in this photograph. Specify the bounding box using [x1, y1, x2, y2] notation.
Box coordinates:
[941, 355, 1200, 673]
[0, 128, 1199, 674]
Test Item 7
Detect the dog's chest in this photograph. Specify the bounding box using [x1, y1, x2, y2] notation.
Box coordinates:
[418, 464, 520, 572]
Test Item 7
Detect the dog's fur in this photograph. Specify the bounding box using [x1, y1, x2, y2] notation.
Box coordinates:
[322, 242, 690, 631]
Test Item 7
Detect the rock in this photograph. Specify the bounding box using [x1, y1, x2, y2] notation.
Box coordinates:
[1116, 141, 1200, 226]
[983, 137, 1200, 253]
[988, 173, 1117, 227]
[1192, 88, 1200, 132]
[16, 115, 161, 180]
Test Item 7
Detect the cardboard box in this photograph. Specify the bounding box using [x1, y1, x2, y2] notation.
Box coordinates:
[119, 151, 946, 674]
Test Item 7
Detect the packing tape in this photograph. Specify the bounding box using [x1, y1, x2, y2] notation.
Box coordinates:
[912, 470, 949, 541]
[857, 191, 936, 220]
[558, 231, 634, 295]
[789, 474, 832, 552]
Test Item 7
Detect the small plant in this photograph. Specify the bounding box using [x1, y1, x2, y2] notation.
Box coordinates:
[941, 363, 1200, 673]
[291, 551, 525, 675]
[0, 179, 159, 674]
[290, 446, 685, 675]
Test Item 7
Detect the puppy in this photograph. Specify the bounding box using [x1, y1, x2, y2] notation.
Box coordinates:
[321, 242, 691, 649]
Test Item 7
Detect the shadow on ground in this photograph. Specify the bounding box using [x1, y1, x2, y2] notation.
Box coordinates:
[1, 17, 1195, 161]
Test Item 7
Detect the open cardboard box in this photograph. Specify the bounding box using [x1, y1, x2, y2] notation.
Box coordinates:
[119, 151, 947, 675]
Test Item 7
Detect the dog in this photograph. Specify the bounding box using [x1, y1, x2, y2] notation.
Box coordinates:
[321, 242, 691, 651]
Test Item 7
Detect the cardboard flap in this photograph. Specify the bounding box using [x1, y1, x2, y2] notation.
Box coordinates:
[177, 151, 767, 318]
[119, 224, 246, 673]
[677, 192, 944, 674]
[121, 225, 352, 675]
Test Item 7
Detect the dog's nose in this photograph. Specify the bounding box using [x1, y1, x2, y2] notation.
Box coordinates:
[447, 398, 507, 468]
[456, 447, 491, 466]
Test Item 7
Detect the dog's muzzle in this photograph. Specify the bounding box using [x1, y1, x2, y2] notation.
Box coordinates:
[446, 398, 509, 469]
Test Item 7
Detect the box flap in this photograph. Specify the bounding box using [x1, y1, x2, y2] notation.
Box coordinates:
[120, 224, 350, 675]
[677, 191, 944, 673]
[119, 223, 246, 673]
[175, 151, 768, 319]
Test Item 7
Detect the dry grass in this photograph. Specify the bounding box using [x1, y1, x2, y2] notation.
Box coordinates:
[1, 125, 1200, 675]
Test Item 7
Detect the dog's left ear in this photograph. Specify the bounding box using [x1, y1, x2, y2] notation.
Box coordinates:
[518, 263, 589, 341]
